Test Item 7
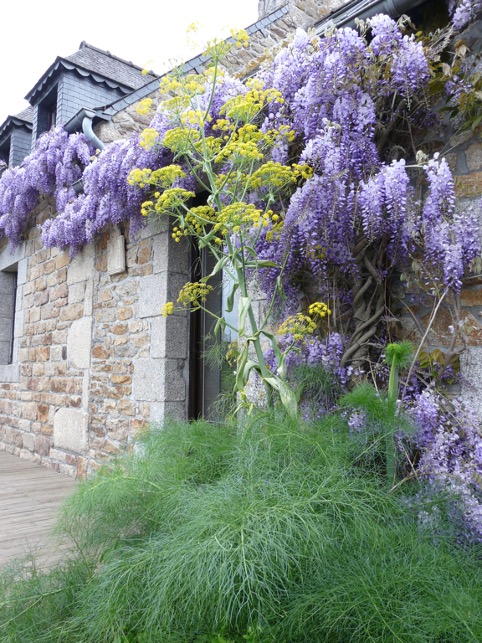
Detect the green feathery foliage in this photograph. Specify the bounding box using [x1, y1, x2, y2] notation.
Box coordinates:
[1, 415, 482, 642]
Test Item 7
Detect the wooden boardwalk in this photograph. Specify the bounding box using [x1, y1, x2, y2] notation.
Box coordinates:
[0, 451, 77, 568]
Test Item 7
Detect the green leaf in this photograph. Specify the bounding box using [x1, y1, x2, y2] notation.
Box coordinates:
[263, 330, 283, 365]
[213, 317, 226, 336]
[208, 255, 228, 277]
[265, 376, 299, 419]
[235, 345, 249, 391]
[471, 114, 482, 131]
[238, 296, 252, 336]
[198, 227, 217, 248]
[243, 359, 260, 381]
[226, 283, 239, 313]
[244, 260, 280, 269]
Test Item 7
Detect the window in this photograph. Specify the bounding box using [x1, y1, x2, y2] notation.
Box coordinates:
[36, 86, 58, 138]
[189, 246, 222, 420]
[0, 266, 18, 365]
[188, 246, 239, 421]
[0, 138, 10, 165]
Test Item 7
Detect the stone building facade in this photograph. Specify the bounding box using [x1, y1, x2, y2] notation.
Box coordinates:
[0, 0, 354, 477]
[1, 0, 482, 477]
[0, 206, 189, 476]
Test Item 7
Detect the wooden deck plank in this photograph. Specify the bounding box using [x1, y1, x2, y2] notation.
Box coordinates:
[0, 451, 77, 568]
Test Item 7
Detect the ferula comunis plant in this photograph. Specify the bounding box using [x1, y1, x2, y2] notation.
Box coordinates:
[127, 33, 319, 419]
[0, 15, 480, 428]
[0, 16, 480, 386]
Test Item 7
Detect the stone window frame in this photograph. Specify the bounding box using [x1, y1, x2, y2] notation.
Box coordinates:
[0, 244, 26, 383]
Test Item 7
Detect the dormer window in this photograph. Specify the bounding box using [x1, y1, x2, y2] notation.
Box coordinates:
[48, 103, 57, 130]
[36, 86, 58, 138]
[0, 108, 33, 167]
[0, 138, 10, 165]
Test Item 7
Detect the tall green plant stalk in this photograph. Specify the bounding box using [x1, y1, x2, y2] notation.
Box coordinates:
[128, 34, 321, 419]
[385, 341, 412, 485]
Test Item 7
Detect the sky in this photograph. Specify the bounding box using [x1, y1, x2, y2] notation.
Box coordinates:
[0, 0, 259, 125]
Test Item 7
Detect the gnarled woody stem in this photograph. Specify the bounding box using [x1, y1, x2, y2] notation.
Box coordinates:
[341, 238, 387, 369]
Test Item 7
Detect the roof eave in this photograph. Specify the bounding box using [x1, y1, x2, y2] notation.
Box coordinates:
[314, 0, 426, 32]
[0, 115, 33, 142]
[25, 57, 136, 106]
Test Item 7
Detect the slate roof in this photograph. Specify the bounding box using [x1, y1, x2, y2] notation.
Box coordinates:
[25, 42, 157, 104]
[14, 106, 34, 124]
[66, 42, 156, 90]
[0, 106, 33, 141]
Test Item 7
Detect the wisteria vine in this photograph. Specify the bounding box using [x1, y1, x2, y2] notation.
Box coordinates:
[0, 10, 481, 536]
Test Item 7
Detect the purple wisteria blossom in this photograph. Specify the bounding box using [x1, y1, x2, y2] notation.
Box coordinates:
[420, 155, 480, 290]
[41, 114, 173, 254]
[0, 128, 94, 248]
[411, 389, 482, 541]
[265, 332, 351, 389]
[452, 0, 482, 29]
[358, 159, 412, 263]
[368, 14, 429, 94]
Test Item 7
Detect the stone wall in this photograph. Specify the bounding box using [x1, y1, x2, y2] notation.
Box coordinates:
[0, 204, 190, 477]
[396, 20, 482, 412]
[258, 0, 347, 25]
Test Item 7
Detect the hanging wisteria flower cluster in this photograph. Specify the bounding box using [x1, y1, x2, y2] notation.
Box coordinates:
[0, 128, 94, 248]
[452, 0, 482, 30]
[411, 389, 482, 542]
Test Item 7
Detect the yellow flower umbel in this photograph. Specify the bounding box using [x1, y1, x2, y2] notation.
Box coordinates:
[136, 98, 154, 116]
[221, 80, 284, 123]
[177, 282, 214, 308]
[128, 165, 187, 189]
[308, 301, 331, 319]
[139, 128, 159, 150]
[161, 302, 174, 317]
[278, 314, 317, 341]
[213, 202, 264, 237]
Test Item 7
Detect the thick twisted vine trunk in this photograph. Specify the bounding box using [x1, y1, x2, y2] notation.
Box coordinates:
[340, 237, 387, 371]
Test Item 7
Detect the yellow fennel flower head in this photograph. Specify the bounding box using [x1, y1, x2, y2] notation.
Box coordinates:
[171, 226, 185, 242]
[220, 86, 284, 123]
[141, 200, 154, 217]
[250, 161, 299, 190]
[127, 167, 153, 187]
[215, 202, 262, 232]
[193, 136, 223, 157]
[204, 36, 232, 59]
[136, 98, 154, 116]
[162, 302, 174, 316]
[277, 125, 296, 143]
[278, 313, 317, 340]
[159, 74, 183, 95]
[139, 128, 159, 150]
[150, 164, 186, 189]
[245, 78, 265, 92]
[177, 281, 214, 307]
[163, 126, 200, 153]
[212, 118, 234, 133]
[181, 109, 205, 127]
[231, 28, 249, 49]
[154, 188, 195, 215]
[292, 162, 313, 180]
[308, 301, 331, 318]
[188, 205, 216, 223]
